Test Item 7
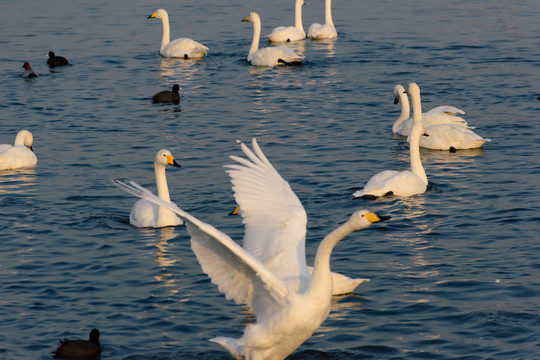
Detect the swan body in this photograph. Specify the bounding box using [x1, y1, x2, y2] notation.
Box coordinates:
[392, 84, 469, 136]
[394, 84, 491, 150]
[354, 83, 428, 198]
[412, 123, 491, 151]
[148, 9, 208, 59]
[129, 149, 183, 228]
[114, 138, 389, 360]
[243, 12, 304, 67]
[308, 0, 338, 39]
[0, 130, 38, 170]
[22, 62, 38, 78]
[267, 0, 306, 43]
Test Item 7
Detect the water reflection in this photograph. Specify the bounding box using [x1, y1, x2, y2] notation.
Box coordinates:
[309, 38, 336, 57]
[159, 57, 203, 81]
[152, 227, 180, 296]
[0, 168, 37, 195]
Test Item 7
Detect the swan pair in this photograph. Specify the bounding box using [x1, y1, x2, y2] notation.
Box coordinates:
[393, 84, 490, 151]
[354, 83, 428, 198]
[129, 149, 183, 228]
[243, 12, 304, 67]
[268, 0, 338, 42]
[115, 138, 389, 360]
[148, 9, 208, 59]
[0, 130, 38, 170]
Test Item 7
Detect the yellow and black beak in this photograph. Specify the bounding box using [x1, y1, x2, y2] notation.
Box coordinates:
[365, 212, 391, 223]
[242, 15, 250, 22]
[166, 155, 181, 168]
[228, 206, 239, 216]
[27, 145, 34, 152]
[148, 12, 157, 19]
[394, 96, 400, 105]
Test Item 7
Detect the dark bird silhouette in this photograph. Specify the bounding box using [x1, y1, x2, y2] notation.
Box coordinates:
[47, 51, 69, 67]
[152, 84, 181, 103]
[53, 328, 101, 360]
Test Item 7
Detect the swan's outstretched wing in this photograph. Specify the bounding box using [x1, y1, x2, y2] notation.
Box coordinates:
[113, 180, 289, 308]
[425, 105, 465, 116]
[225, 139, 310, 282]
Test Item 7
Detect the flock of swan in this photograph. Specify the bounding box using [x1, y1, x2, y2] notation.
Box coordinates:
[5, 1, 493, 358]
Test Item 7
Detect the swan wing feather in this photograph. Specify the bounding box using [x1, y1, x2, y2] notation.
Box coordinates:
[225, 139, 309, 280]
[113, 180, 289, 307]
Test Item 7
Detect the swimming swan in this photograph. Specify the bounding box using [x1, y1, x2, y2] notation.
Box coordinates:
[266, 0, 306, 43]
[354, 83, 428, 198]
[129, 149, 183, 228]
[392, 84, 469, 136]
[0, 130, 38, 170]
[308, 0, 338, 39]
[395, 84, 491, 150]
[114, 139, 389, 360]
[243, 12, 304, 67]
[148, 9, 208, 59]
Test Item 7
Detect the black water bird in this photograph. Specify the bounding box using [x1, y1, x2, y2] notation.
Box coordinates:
[152, 84, 181, 103]
[53, 328, 101, 359]
[47, 51, 69, 67]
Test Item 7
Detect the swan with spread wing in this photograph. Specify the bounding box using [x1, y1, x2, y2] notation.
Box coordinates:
[114, 139, 389, 359]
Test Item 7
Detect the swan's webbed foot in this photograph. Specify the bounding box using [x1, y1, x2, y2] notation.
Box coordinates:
[183, 54, 189, 59]
[383, 191, 394, 198]
[449, 147, 457, 153]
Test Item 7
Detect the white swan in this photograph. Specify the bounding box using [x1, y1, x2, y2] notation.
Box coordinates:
[354, 83, 428, 199]
[0, 130, 38, 170]
[114, 138, 389, 360]
[148, 9, 208, 59]
[129, 149, 183, 228]
[308, 0, 338, 40]
[392, 84, 469, 136]
[266, 0, 306, 43]
[394, 84, 491, 150]
[243, 12, 304, 67]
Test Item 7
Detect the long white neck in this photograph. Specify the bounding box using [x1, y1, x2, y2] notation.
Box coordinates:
[154, 162, 172, 221]
[409, 93, 428, 185]
[392, 91, 411, 133]
[325, 0, 334, 26]
[160, 13, 171, 51]
[248, 15, 261, 58]
[294, 0, 305, 33]
[307, 220, 355, 297]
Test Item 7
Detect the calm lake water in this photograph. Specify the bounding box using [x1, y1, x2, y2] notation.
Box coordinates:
[1, 0, 539, 359]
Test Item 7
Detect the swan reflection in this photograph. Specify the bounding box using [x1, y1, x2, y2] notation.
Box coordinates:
[0, 168, 37, 195]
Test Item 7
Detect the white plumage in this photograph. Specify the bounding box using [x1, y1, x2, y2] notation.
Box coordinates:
[243, 12, 304, 67]
[0, 130, 38, 170]
[266, 0, 306, 43]
[354, 83, 428, 198]
[308, 0, 338, 40]
[393, 84, 490, 150]
[114, 138, 389, 360]
[129, 149, 183, 228]
[148, 9, 208, 59]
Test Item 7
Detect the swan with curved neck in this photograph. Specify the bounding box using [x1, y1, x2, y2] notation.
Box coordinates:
[148, 9, 208, 59]
[114, 138, 389, 360]
[0, 130, 38, 170]
[354, 83, 428, 198]
[129, 149, 183, 228]
[308, 0, 338, 39]
[243, 12, 304, 66]
[267, 0, 306, 43]
[394, 84, 490, 150]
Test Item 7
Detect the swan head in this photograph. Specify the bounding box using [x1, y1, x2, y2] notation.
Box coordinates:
[394, 84, 406, 104]
[15, 130, 34, 150]
[404, 82, 420, 98]
[148, 9, 167, 20]
[155, 149, 181, 168]
[297, 0, 306, 6]
[349, 210, 390, 231]
[242, 12, 260, 24]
